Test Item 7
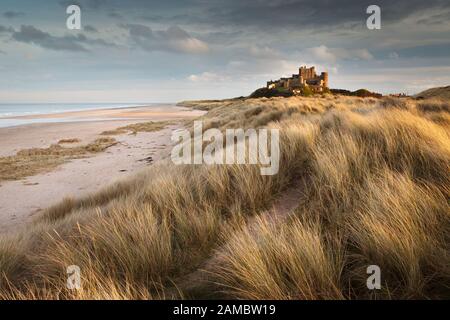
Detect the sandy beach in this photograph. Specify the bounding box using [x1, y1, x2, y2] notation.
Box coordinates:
[1, 105, 194, 121]
[0, 105, 204, 233]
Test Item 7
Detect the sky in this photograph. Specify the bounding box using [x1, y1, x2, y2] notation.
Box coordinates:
[0, 0, 449, 103]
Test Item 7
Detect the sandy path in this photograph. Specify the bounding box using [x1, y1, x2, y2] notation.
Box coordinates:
[0, 106, 204, 234]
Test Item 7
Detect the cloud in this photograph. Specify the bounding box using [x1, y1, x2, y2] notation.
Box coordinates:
[11, 25, 117, 52]
[304, 46, 337, 63]
[0, 25, 14, 33]
[389, 52, 399, 59]
[147, 0, 449, 32]
[59, 1, 83, 9]
[12, 25, 88, 52]
[108, 11, 124, 19]
[199, 30, 243, 46]
[248, 45, 281, 59]
[84, 25, 99, 33]
[416, 10, 450, 25]
[122, 24, 209, 54]
[303, 45, 373, 63]
[188, 72, 226, 82]
[3, 11, 25, 19]
[57, 0, 450, 34]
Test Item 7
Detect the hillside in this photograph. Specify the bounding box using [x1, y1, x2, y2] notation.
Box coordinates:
[415, 85, 450, 100]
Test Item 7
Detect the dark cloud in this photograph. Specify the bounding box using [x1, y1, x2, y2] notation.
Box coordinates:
[188, 0, 450, 30]
[123, 23, 152, 39]
[121, 24, 209, 54]
[11, 25, 117, 52]
[3, 11, 25, 19]
[12, 25, 88, 51]
[68, 0, 194, 11]
[58, 0, 450, 30]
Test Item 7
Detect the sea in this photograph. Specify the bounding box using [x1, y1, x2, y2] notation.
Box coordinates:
[0, 103, 157, 128]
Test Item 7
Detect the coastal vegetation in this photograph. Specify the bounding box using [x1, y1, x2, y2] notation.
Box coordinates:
[101, 121, 173, 135]
[0, 95, 448, 299]
[0, 137, 116, 181]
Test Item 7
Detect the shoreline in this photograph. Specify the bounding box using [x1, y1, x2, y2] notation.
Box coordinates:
[0, 103, 174, 119]
[0, 104, 195, 128]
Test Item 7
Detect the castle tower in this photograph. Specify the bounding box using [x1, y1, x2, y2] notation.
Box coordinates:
[321, 72, 329, 88]
[299, 66, 318, 80]
[299, 66, 305, 78]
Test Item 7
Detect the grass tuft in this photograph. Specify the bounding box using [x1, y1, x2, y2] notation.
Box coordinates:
[0, 137, 116, 181]
[100, 121, 173, 136]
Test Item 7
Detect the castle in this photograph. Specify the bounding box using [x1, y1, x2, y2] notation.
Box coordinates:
[267, 66, 329, 94]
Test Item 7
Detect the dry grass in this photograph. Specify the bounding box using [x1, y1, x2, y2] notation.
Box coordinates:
[100, 121, 173, 136]
[100, 129, 128, 136]
[57, 138, 81, 144]
[208, 98, 449, 299]
[210, 217, 345, 299]
[0, 137, 116, 181]
[0, 95, 448, 299]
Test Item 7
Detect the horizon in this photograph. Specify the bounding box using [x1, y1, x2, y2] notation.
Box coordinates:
[0, 101, 177, 104]
[1, 0, 450, 103]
